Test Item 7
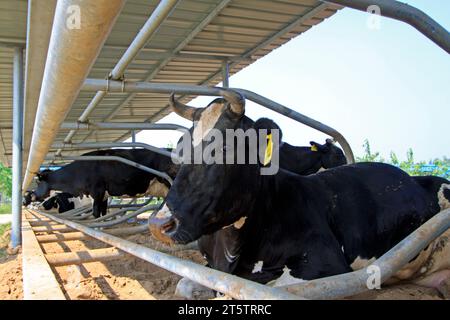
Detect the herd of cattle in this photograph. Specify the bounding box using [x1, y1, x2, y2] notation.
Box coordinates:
[24, 90, 450, 298]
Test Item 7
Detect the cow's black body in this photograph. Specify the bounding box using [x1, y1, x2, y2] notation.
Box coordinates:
[34, 149, 177, 218]
[197, 163, 446, 282]
[41, 192, 76, 213]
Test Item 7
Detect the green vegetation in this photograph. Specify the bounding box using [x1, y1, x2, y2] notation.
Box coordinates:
[0, 222, 11, 258]
[0, 163, 12, 198]
[357, 139, 450, 178]
[0, 203, 11, 215]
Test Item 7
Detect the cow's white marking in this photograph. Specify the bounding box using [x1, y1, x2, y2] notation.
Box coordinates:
[252, 261, 264, 273]
[233, 216, 247, 229]
[341, 246, 345, 253]
[267, 266, 306, 287]
[155, 204, 173, 220]
[70, 196, 93, 208]
[192, 102, 223, 146]
[350, 256, 376, 271]
[318, 167, 327, 173]
[146, 178, 169, 198]
[437, 183, 450, 210]
[103, 191, 110, 201]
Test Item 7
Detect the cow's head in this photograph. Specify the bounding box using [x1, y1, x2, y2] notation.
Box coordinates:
[22, 190, 34, 206]
[149, 90, 279, 245]
[310, 139, 347, 169]
[34, 170, 53, 199]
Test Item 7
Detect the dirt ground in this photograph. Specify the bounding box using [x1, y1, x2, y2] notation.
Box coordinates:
[0, 220, 446, 300]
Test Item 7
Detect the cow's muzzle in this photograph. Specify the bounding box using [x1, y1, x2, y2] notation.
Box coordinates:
[148, 204, 178, 245]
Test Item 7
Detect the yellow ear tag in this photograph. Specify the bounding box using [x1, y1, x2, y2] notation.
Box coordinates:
[311, 145, 318, 152]
[263, 133, 273, 166]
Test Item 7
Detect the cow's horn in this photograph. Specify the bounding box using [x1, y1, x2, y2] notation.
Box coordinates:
[220, 89, 245, 116]
[169, 93, 196, 121]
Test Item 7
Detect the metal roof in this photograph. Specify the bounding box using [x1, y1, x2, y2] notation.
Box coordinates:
[0, 0, 341, 167]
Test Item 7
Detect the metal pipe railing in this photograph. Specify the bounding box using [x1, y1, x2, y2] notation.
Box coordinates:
[323, 0, 450, 54]
[22, 0, 126, 191]
[51, 142, 175, 160]
[282, 208, 450, 299]
[11, 47, 24, 248]
[35, 210, 301, 300]
[85, 204, 160, 229]
[44, 155, 173, 185]
[59, 122, 188, 133]
[22, 0, 57, 177]
[57, 0, 180, 155]
[81, 79, 356, 163]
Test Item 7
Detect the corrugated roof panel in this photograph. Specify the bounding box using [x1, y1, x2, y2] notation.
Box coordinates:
[0, 0, 340, 165]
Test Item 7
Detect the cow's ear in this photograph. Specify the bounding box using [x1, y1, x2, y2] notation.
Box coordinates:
[310, 141, 329, 153]
[37, 171, 49, 181]
[254, 118, 282, 166]
[253, 118, 283, 142]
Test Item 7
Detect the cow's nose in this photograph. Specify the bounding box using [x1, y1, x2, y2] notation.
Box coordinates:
[148, 205, 178, 245]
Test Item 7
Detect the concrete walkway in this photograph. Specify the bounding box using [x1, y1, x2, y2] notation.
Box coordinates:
[0, 214, 12, 225]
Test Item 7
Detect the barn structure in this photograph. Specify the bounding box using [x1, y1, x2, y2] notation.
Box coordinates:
[0, 0, 449, 299]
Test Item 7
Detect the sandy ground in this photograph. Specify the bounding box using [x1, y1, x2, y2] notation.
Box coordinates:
[0, 217, 447, 300]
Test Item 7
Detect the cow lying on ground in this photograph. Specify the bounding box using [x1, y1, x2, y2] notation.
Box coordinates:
[41, 192, 93, 214]
[34, 148, 177, 218]
[149, 90, 450, 298]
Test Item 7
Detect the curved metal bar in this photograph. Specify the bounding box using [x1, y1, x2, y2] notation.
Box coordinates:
[323, 0, 450, 54]
[50, 142, 178, 162]
[235, 89, 355, 163]
[81, 79, 355, 163]
[44, 155, 173, 185]
[86, 204, 160, 229]
[88, 206, 142, 223]
[109, 198, 155, 209]
[282, 208, 450, 299]
[60, 122, 188, 133]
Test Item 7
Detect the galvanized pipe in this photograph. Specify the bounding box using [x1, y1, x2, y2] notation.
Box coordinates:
[51, 142, 176, 159]
[235, 89, 355, 164]
[46, 247, 123, 266]
[11, 47, 24, 248]
[282, 208, 450, 299]
[81, 79, 355, 163]
[22, 0, 57, 177]
[57, 0, 180, 155]
[109, 197, 154, 209]
[35, 210, 301, 300]
[60, 122, 188, 133]
[87, 207, 137, 223]
[44, 155, 173, 185]
[85, 204, 160, 228]
[222, 61, 230, 88]
[22, 0, 126, 191]
[323, 0, 450, 54]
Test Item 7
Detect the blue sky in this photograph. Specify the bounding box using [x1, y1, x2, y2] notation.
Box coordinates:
[133, 1, 450, 162]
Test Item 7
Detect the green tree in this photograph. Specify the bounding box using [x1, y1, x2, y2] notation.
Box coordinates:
[0, 163, 12, 198]
[357, 140, 449, 179]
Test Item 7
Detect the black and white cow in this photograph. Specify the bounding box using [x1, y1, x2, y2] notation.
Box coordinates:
[149, 90, 450, 297]
[41, 192, 93, 214]
[34, 148, 177, 218]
